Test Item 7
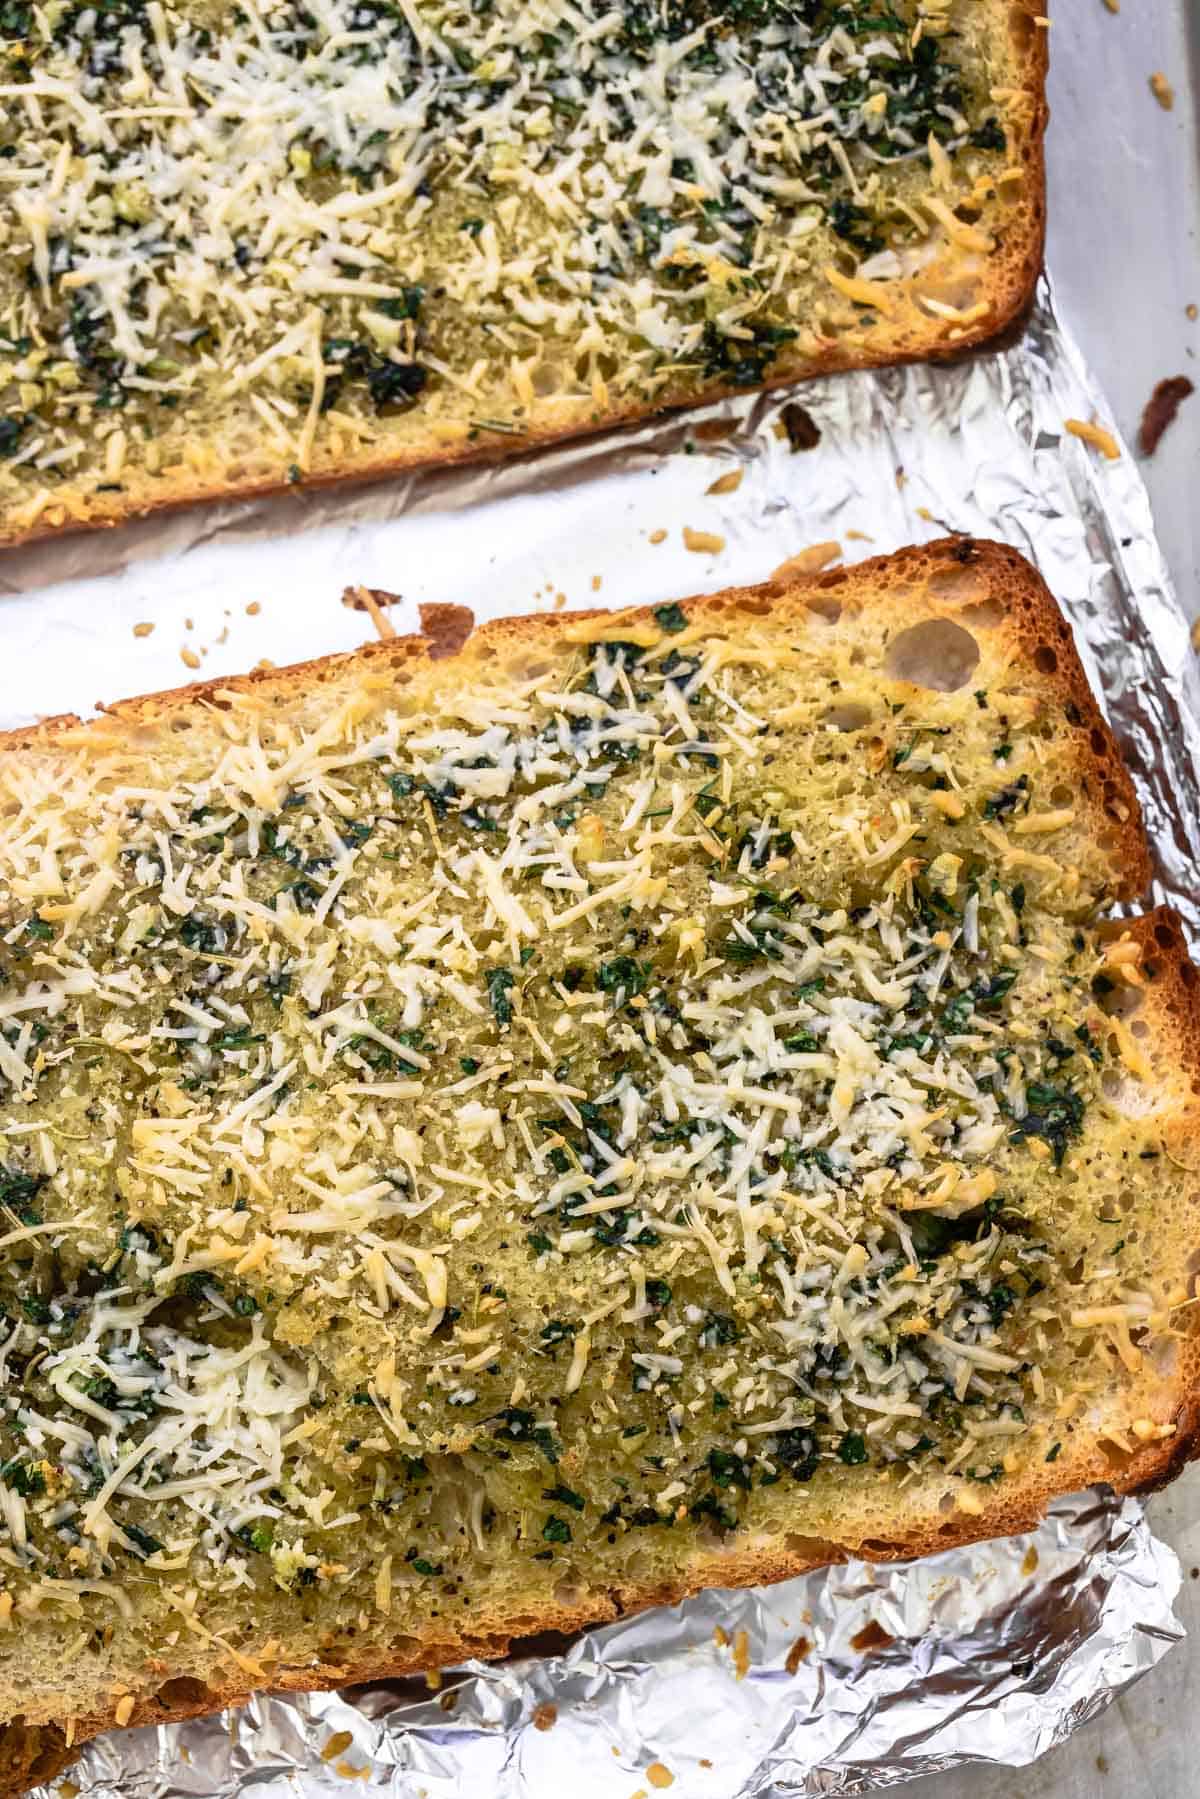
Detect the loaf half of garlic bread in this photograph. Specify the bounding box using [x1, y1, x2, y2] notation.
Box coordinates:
[0, 537, 1195, 1793]
[0, 1, 1047, 545]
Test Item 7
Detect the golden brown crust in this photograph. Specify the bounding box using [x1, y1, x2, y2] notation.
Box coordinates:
[0, 1722, 77, 1799]
[1111, 912, 1200, 1495]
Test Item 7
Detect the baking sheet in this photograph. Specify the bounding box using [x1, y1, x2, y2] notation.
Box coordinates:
[10, 276, 1200, 1796]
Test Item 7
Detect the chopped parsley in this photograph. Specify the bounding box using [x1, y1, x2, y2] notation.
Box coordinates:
[485, 966, 515, 1027]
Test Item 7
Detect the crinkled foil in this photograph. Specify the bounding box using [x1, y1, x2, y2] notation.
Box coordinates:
[10, 277, 1197, 1796]
[39, 1494, 1184, 1799]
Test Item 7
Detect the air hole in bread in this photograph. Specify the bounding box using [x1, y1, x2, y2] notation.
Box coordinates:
[1094, 972, 1143, 1018]
[927, 567, 987, 608]
[1099, 1438, 1136, 1474]
[156, 1676, 211, 1709]
[1034, 645, 1058, 675]
[1103, 787, 1130, 826]
[822, 702, 871, 732]
[784, 1533, 840, 1560]
[805, 593, 842, 623]
[1182, 962, 1198, 990]
[1102, 1070, 1155, 1118]
[957, 596, 1006, 630]
[1130, 1019, 1150, 1040]
[1050, 783, 1073, 807]
[1155, 923, 1178, 951]
[1090, 727, 1108, 755]
[883, 619, 980, 692]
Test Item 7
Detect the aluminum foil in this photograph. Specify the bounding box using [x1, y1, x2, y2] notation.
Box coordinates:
[42, 1493, 1184, 1799]
[9, 275, 1197, 1795]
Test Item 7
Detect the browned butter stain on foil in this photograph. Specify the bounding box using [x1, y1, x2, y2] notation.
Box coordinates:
[850, 1620, 895, 1655]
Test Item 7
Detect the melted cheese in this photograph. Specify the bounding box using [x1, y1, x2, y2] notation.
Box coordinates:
[0, 0, 1014, 494]
[0, 608, 1163, 1628]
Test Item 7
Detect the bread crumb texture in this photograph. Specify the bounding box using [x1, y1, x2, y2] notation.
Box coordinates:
[0, 0, 1046, 546]
[0, 541, 1196, 1782]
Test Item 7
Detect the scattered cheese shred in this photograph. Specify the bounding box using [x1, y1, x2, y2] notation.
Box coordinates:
[1065, 418, 1121, 460]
